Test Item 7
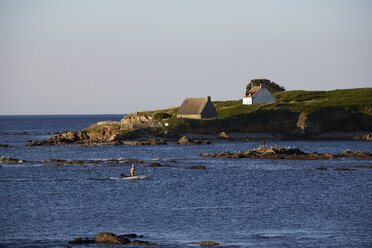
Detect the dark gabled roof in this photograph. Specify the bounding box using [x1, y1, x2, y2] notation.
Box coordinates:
[178, 98, 209, 115]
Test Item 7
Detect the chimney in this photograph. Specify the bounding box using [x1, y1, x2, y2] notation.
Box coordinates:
[206, 96, 211, 102]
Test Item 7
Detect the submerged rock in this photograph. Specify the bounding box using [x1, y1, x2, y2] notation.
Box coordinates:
[129, 240, 157, 245]
[148, 162, 175, 167]
[119, 233, 143, 239]
[14, 131, 30, 135]
[352, 165, 372, 168]
[41, 158, 65, 163]
[197, 241, 220, 246]
[107, 158, 144, 163]
[185, 166, 206, 170]
[56, 160, 87, 166]
[334, 168, 357, 171]
[68, 237, 95, 244]
[0, 144, 12, 148]
[122, 139, 168, 146]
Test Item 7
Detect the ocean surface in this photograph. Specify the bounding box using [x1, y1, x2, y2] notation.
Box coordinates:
[0, 115, 371, 248]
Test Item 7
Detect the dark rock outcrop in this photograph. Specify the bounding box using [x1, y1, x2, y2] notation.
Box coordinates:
[197, 241, 220, 246]
[334, 168, 357, 171]
[219, 132, 229, 139]
[27, 129, 169, 146]
[69, 232, 156, 246]
[119, 233, 143, 239]
[0, 144, 12, 148]
[94, 232, 130, 245]
[334, 149, 372, 159]
[27, 130, 88, 146]
[179, 136, 192, 144]
[352, 165, 372, 168]
[201, 146, 372, 160]
[1, 157, 146, 166]
[41, 159, 65, 163]
[56, 160, 87, 166]
[148, 162, 175, 167]
[185, 166, 206, 170]
[68, 237, 95, 244]
[179, 136, 210, 145]
[129, 240, 157, 245]
[353, 134, 372, 141]
[0, 157, 23, 163]
[14, 131, 30, 135]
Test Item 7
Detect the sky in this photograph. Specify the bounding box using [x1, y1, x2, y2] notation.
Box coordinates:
[0, 0, 371, 115]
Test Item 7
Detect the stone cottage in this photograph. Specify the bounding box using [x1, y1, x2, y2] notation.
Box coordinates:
[243, 83, 276, 105]
[177, 96, 218, 119]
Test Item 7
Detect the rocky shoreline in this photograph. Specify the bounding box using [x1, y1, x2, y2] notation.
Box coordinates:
[25, 128, 213, 147]
[200, 146, 372, 160]
[23, 128, 372, 147]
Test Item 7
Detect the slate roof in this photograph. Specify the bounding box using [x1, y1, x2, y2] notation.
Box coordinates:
[178, 98, 208, 115]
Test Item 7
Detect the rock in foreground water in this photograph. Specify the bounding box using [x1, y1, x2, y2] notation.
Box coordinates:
[94, 232, 130, 244]
[179, 136, 210, 145]
[0, 144, 12, 148]
[68, 237, 95, 244]
[200, 146, 372, 160]
[198, 241, 220, 246]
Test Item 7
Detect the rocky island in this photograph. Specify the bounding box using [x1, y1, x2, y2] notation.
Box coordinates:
[27, 88, 372, 146]
[200, 146, 372, 160]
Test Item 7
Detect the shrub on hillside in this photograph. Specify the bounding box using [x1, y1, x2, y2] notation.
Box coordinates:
[154, 112, 171, 120]
[246, 79, 285, 95]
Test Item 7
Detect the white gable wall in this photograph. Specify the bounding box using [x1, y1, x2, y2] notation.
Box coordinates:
[242, 97, 252, 105]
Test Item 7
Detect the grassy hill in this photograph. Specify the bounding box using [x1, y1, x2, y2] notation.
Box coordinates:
[84, 88, 371, 139]
[142, 88, 372, 135]
[214, 88, 372, 119]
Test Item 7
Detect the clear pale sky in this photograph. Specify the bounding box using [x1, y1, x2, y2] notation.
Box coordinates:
[0, 0, 371, 115]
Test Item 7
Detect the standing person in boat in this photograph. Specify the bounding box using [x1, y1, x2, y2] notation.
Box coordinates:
[130, 164, 135, 177]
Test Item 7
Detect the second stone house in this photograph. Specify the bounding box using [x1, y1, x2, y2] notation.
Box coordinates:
[177, 96, 218, 119]
[243, 83, 276, 105]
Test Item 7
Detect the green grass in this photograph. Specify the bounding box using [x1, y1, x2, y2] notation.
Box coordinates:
[275, 88, 372, 112]
[104, 88, 372, 134]
[212, 88, 372, 119]
[213, 100, 267, 119]
[124, 106, 179, 119]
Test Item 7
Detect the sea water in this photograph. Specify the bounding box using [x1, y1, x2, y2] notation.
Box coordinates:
[0, 115, 371, 247]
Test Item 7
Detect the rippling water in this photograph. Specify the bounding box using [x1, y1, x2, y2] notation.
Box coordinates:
[0, 115, 371, 247]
